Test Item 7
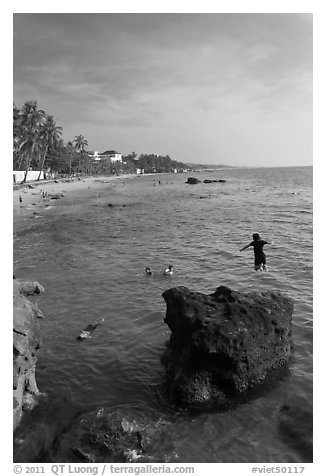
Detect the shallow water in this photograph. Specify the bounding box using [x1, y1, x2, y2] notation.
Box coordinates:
[13, 167, 313, 462]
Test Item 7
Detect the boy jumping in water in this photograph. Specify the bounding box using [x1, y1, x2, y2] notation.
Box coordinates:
[240, 233, 273, 271]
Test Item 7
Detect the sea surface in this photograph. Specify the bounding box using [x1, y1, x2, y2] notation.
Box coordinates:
[13, 166, 313, 463]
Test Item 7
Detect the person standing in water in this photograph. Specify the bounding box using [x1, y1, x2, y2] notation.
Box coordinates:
[240, 233, 273, 271]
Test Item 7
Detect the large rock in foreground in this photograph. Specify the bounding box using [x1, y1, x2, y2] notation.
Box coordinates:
[161, 285, 294, 410]
[13, 279, 44, 430]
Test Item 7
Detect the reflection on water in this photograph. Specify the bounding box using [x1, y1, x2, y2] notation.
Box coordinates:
[13, 167, 313, 462]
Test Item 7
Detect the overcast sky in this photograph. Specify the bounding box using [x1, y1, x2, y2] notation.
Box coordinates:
[13, 13, 312, 167]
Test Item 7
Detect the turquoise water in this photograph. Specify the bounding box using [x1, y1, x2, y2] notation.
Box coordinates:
[13, 167, 313, 462]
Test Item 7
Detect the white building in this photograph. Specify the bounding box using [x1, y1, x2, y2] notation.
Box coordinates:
[103, 150, 122, 162]
[89, 150, 122, 163]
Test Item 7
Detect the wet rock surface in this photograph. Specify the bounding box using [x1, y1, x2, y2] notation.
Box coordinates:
[13, 279, 45, 430]
[48, 407, 178, 463]
[161, 285, 294, 409]
[13, 395, 79, 463]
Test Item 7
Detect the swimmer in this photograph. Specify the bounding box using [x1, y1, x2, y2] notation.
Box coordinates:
[19, 195, 23, 205]
[240, 233, 274, 271]
[145, 267, 153, 276]
[164, 265, 174, 276]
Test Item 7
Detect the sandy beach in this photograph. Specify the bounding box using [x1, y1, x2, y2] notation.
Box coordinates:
[13, 174, 137, 217]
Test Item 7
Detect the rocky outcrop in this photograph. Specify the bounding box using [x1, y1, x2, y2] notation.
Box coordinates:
[13, 279, 45, 430]
[161, 285, 294, 410]
[186, 177, 201, 184]
[49, 407, 177, 463]
[203, 179, 226, 183]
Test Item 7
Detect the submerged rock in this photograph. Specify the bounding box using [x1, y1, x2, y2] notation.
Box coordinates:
[278, 401, 313, 462]
[13, 279, 45, 430]
[161, 285, 294, 410]
[13, 394, 78, 463]
[51, 407, 177, 463]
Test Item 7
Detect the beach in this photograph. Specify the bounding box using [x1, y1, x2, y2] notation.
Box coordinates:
[13, 174, 137, 218]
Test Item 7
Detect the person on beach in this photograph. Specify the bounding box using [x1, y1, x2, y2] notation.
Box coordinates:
[240, 233, 273, 271]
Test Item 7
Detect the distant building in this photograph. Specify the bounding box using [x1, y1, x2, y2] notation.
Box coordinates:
[88, 150, 122, 162]
[88, 151, 104, 161]
[100, 150, 122, 162]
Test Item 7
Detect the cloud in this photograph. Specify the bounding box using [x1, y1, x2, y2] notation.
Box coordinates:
[13, 13, 312, 165]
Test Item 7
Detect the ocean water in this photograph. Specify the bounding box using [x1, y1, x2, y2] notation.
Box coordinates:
[13, 167, 313, 463]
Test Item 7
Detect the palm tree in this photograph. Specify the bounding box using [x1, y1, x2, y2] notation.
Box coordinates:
[65, 141, 75, 176]
[73, 134, 88, 174]
[19, 101, 46, 182]
[13, 104, 23, 170]
[73, 134, 88, 153]
[37, 115, 63, 180]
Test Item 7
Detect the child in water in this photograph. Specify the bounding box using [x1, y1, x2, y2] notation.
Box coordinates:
[240, 233, 274, 271]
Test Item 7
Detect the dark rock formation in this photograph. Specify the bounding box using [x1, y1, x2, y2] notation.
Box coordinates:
[14, 394, 79, 463]
[161, 285, 294, 410]
[50, 407, 177, 463]
[186, 177, 201, 184]
[13, 280, 45, 430]
[49, 193, 65, 199]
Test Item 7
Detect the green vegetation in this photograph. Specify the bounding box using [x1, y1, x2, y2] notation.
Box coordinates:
[14, 100, 228, 180]
[123, 153, 192, 174]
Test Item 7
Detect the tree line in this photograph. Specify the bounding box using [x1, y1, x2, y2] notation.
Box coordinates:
[13, 100, 192, 182]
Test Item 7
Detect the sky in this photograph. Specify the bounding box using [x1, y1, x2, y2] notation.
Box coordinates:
[13, 12, 312, 167]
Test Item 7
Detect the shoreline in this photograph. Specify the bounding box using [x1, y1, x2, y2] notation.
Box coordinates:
[13, 174, 138, 219]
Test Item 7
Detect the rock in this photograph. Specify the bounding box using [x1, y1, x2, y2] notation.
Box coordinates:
[51, 407, 177, 463]
[13, 280, 44, 430]
[13, 394, 78, 463]
[49, 193, 65, 199]
[278, 401, 313, 462]
[186, 177, 201, 184]
[161, 285, 294, 410]
[203, 179, 226, 183]
[16, 281, 45, 296]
